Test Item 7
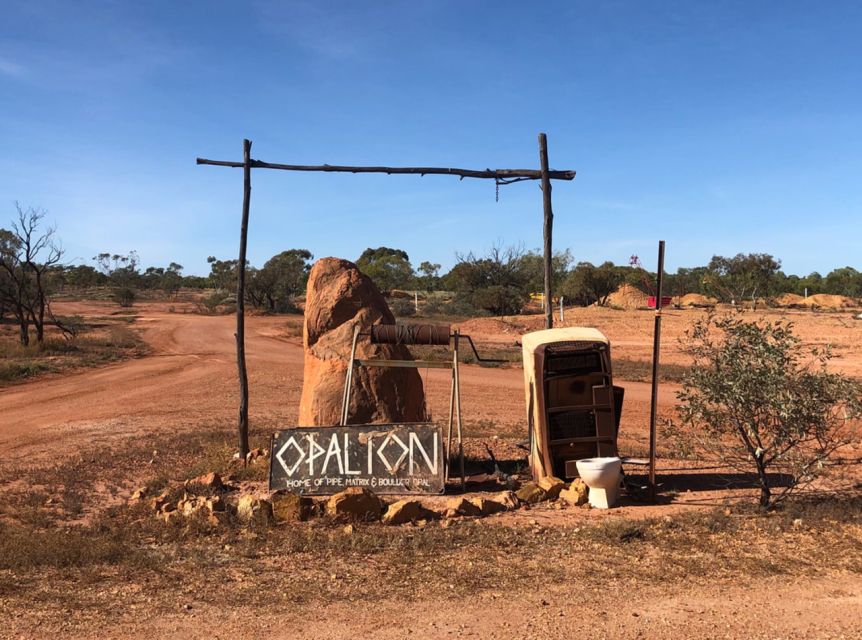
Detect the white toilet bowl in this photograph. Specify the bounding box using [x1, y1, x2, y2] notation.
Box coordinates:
[575, 457, 622, 509]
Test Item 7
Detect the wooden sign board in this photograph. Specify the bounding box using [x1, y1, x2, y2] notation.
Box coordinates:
[269, 423, 444, 496]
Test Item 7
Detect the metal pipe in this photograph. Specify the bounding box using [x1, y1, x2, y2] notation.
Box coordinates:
[648, 240, 666, 500]
[446, 361, 455, 483]
[370, 323, 450, 346]
[340, 325, 361, 426]
[453, 330, 466, 491]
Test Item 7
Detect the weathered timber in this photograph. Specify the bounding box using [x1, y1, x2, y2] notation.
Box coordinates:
[538, 133, 554, 330]
[196, 157, 575, 181]
[236, 139, 252, 460]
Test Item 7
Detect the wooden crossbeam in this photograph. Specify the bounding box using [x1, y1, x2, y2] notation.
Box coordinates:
[196, 157, 575, 181]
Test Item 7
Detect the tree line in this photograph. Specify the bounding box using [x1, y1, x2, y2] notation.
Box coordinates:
[344, 246, 862, 316]
[5, 204, 862, 347]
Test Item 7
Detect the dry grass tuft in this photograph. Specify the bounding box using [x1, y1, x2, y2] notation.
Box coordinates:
[0, 323, 147, 385]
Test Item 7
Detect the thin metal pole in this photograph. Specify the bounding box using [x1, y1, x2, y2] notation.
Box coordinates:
[236, 139, 252, 460]
[446, 365, 455, 482]
[341, 325, 361, 426]
[538, 133, 554, 330]
[453, 330, 465, 491]
[648, 240, 666, 500]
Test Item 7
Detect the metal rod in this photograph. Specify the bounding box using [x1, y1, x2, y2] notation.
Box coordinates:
[355, 359, 453, 369]
[461, 334, 507, 364]
[196, 157, 576, 181]
[453, 330, 465, 490]
[538, 133, 554, 330]
[446, 363, 455, 483]
[236, 139, 252, 460]
[340, 325, 361, 426]
[648, 240, 666, 500]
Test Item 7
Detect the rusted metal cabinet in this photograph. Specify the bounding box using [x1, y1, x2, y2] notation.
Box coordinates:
[522, 328, 624, 481]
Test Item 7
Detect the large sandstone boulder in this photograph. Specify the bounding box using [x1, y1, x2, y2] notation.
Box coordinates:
[298, 257, 427, 426]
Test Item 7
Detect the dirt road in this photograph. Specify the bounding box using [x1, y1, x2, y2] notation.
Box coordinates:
[0, 304, 675, 461]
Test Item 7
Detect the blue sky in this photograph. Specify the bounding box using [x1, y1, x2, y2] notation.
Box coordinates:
[1, 1, 860, 276]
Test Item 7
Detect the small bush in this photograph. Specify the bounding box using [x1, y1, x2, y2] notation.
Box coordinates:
[389, 297, 417, 317]
[199, 290, 234, 314]
[667, 314, 862, 507]
[112, 287, 136, 307]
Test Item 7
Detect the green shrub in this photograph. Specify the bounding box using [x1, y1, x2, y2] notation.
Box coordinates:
[666, 314, 862, 507]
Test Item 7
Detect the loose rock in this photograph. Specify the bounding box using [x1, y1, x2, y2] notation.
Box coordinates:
[327, 487, 384, 521]
[468, 496, 507, 516]
[186, 472, 224, 491]
[382, 499, 436, 525]
[178, 495, 204, 517]
[516, 481, 548, 504]
[537, 476, 566, 500]
[444, 497, 482, 517]
[236, 494, 274, 526]
[493, 490, 521, 511]
[559, 478, 589, 506]
[271, 491, 314, 523]
[247, 447, 266, 461]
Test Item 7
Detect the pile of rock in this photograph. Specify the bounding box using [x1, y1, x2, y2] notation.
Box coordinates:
[132, 472, 239, 525]
[133, 472, 593, 529]
[516, 476, 589, 507]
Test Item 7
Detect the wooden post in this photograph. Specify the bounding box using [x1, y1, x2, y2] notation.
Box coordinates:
[648, 240, 666, 499]
[236, 139, 252, 461]
[538, 133, 554, 330]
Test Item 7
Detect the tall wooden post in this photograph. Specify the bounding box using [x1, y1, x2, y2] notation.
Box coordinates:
[648, 240, 665, 499]
[236, 139, 252, 460]
[538, 133, 554, 330]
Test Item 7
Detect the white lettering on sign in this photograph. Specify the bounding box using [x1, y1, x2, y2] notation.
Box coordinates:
[409, 431, 437, 474]
[275, 429, 439, 478]
[322, 433, 344, 475]
[307, 434, 326, 475]
[276, 435, 306, 476]
[344, 434, 360, 475]
[376, 433, 410, 473]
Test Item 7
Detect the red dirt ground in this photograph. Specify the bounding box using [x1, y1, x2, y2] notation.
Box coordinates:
[2, 300, 862, 639]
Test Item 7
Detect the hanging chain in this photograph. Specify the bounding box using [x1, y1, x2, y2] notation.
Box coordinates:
[494, 175, 531, 202]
